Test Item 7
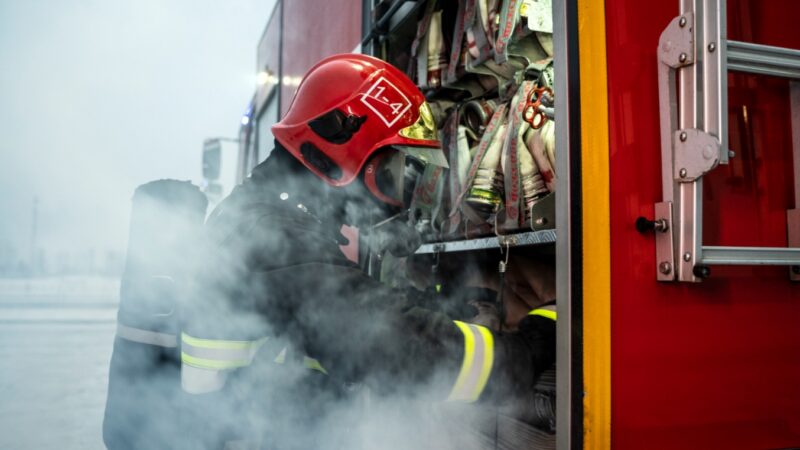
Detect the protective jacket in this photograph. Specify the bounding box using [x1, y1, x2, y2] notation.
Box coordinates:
[180, 149, 556, 449]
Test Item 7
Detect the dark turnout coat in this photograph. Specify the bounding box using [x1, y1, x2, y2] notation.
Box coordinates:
[180, 155, 557, 449]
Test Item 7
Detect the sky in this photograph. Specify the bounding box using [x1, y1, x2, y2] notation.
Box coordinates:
[0, 0, 274, 267]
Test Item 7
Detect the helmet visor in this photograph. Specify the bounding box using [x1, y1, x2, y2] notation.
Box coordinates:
[370, 147, 449, 207]
[398, 101, 439, 142]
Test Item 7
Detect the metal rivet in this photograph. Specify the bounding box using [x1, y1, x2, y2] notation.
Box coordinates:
[728, 150, 736, 158]
[679, 168, 687, 178]
[679, 16, 687, 27]
[708, 42, 716, 52]
[683, 252, 692, 262]
[535, 218, 546, 225]
[680, 131, 687, 141]
[659, 261, 672, 274]
[679, 53, 687, 63]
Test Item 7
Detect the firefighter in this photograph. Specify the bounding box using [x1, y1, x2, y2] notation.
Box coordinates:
[180, 53, 556, 449]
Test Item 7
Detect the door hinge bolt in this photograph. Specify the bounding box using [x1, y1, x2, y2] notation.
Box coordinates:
[659, 261, 672, 274]
[680, 131, 688, 141]
[708, 42, 716, 52]
[679, 53, 688, 63]
[728, 150, 735, 158]
[679, 16, 687, 27]
[683, 252, 692, 262]
[679, 168, 687, 178]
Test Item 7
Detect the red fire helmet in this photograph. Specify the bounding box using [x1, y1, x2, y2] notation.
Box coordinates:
[272, 53, 443, 188]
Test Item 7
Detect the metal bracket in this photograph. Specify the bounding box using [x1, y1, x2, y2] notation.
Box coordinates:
[530, 191, 556, 231]
[655, 202, 676, 281]
[673, 128, 720, 182]
[658, 13, 695, 69]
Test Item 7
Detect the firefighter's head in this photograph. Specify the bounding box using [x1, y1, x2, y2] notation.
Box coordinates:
[272, 54, 447, 216]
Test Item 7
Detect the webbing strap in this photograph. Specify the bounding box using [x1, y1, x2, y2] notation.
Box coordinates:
[446, 0, 468, 84]
[451, 103, 509, 220]
[447, 321, 495, 403]
[445, 111, 465, 235]
[465, 0, 493, 65]
[181, 333, 267, 370]
[495, 0, 522, 63]
[502, 80, 535, 226]
[116, 323, 177, 348]
[409, 0, 437, 85]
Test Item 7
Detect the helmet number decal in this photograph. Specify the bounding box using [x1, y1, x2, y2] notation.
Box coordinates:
[360, 77, 412, 128]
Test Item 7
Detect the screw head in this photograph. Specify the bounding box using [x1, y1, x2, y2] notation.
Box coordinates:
[728, 150, 736, 158]
[659, 261, 672, 274]
[680, 131, 688, 141]
[679, 53, 688, 63]
[679, 168, 687, 178]
[683, 252, 692, 262]
[708, 42, 716, 52]
[679, 16, 687, 27]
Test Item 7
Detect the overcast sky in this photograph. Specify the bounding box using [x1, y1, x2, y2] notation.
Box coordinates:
[0, 0, 274, 263]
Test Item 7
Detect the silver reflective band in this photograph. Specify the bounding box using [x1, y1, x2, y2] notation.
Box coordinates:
[182, 363, 228, 394]
[116, 323, 177, 348]
[447, 321, 494, 403]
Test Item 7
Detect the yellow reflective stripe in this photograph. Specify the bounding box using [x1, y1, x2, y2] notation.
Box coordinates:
[447, 321, 494, 403]
[181, 352, 251, 370]
[181, 332, 265, 350]
[529, 308, 557, 321]
[303, 356, 328, 375]
[449, 321, 475, 400]
[474, 325, 494, 399]
[274, 347, 287, 364]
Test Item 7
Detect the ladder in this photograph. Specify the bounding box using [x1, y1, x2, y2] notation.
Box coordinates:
[651, 0, 800, 282]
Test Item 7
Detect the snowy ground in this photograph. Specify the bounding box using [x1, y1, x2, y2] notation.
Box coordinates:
[0, 276, 119, 449]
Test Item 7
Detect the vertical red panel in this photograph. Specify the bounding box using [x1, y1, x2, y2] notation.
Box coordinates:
[279, 0, 362, 116]
[605, 0, 800, 449]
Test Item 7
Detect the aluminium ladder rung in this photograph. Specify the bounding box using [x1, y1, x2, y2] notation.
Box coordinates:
[701, 246, 800, 265]
[727, 40, 800, 79]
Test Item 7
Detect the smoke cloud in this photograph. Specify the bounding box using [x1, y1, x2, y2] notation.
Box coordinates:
[104, 149, 556, 449]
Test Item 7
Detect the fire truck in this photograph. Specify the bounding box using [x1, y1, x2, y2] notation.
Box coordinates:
[209, 0, 800, 448]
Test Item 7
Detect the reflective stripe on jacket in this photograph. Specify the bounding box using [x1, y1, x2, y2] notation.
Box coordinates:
[116, 323, 177, 348]
[447, 320, 495, 402]
[528, 304, 557, 321]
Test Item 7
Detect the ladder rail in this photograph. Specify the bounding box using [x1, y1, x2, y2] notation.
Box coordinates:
[654, 1, 800, 282]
